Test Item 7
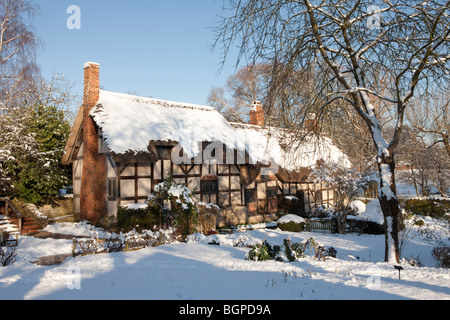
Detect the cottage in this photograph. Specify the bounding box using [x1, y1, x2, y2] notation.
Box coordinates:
[62, 62, 351, 226]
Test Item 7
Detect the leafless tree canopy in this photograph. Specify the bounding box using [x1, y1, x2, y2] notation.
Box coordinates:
[208, 62, 316, 126]
[407, 86, 450, 157]
[0, 0, 39, 109]
[214, 0, 450, 262]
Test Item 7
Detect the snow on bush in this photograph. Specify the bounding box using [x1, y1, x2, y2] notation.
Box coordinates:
[348, 199, 384, 225]
[72, 227, 178, 256]
[350, 200, 366, 214]
[278, 214, 306, 224]
[186, 233, 260, 248]
[245, 236, 336, 262]
[148, 178, 199, 236]
[277, 214, 306, 232]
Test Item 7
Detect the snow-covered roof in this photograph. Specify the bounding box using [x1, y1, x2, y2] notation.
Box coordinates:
[230, 123, 352, 170]
[91, 90, 241, 158]
[80, 90, 351, 171]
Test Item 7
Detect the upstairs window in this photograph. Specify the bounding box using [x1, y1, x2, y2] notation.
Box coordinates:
[201, 176, 218, 194]
[156, 146, 173, 159]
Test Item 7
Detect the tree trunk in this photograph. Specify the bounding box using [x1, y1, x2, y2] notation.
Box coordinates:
[442, 135, 450, 159]
[377, 155, 400, 263]
[410, 166, 420, 197]
[336, 212, 347, 235]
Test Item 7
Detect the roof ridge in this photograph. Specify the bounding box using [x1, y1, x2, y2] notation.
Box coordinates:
[98, 90, 216, 112]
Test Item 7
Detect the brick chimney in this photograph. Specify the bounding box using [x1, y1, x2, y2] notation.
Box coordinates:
[249, 101, 264, 126]
[305, 113, 318, 134]
[80, 62, 106, 224]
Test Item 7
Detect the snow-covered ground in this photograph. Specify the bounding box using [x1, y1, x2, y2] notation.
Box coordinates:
[0, 218, 448, 300]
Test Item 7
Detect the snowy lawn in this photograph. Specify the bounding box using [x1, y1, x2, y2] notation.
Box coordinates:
[0, 221, 449, 300]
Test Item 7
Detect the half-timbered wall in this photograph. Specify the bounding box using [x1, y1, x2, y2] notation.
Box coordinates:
[118, 163, 154, 205]
[280, 180, 334, 213]
[115, 161, 244, 208]
[112, 162, 333, 213]
[101, 143, 335, 223]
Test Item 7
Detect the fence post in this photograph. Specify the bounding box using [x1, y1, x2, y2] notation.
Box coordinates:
[18, 216, 23, 234]
[72, 239, 76, 257]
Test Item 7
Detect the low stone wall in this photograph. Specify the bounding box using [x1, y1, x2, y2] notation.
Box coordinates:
[36, 197, 74, 222]
[217, 205, 279, 227]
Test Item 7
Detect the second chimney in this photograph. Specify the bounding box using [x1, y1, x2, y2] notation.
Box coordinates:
[305, 113, 318, 134]
[249, 101, 264, 126]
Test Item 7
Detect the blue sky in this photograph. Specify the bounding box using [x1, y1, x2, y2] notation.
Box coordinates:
[33, 0, 240, 109]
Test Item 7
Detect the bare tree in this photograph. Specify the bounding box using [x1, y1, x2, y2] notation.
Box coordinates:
[407, 87, 450, 158]
[312, 162, 367, 234]
[208, 62, 315, 126]
[0, 0, 39, 111]
[215, 0, 450, 262]
[428, 145, 450, 196]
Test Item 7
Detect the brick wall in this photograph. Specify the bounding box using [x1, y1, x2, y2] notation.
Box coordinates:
[80, 62, 107, 225]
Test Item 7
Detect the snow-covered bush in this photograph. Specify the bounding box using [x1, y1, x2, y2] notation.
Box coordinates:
[187, 232, 260, 248]
[148, 177, 198, 237]
[283, 237, 305, 261]
[310, 205, 335, 219]
[312, 162, 368, 234]
[116, 204, 160, 233]
[277, 214, 306, 232]
[73, 228, 178, 256]
[246, 241, 281, 261]
[347, 199, 385, 235]
[246, 236, 337, 262]
[116, 177, 201, 236]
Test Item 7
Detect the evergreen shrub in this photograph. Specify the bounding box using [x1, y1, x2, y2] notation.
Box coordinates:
[117, 205, 160, 233]
[278, 220, 305, 232]
[400, 199, 450, 219]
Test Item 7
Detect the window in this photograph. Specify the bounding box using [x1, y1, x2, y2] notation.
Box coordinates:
[201, 179, 218, 194]
[108, 178, 117, 200]
[245, 189, 257, 204]
[315, 190, 323, 203]
[201, 176, 218, 194]
[156, 146, 172, 159]
[266, 186, 278, 197]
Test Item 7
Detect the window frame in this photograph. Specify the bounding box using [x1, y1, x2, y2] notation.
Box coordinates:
[107, 178, 117, 200]
[156, 146, 173, 159]
[201, 179, 219, 194]
[244, 188, 257, 204]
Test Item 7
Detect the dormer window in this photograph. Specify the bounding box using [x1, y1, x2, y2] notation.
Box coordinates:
[156, 146, 172, 159]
